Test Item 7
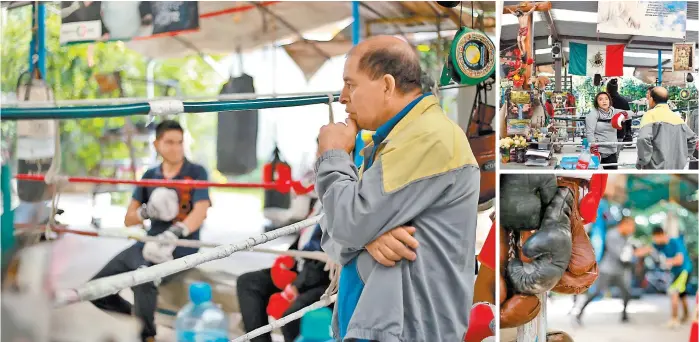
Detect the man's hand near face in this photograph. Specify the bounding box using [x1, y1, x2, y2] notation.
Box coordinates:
[318, 118, 359, 155]
[367, 226, 419, 266]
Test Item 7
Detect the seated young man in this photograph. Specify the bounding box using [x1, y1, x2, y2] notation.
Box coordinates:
[89, 120, 211, 342]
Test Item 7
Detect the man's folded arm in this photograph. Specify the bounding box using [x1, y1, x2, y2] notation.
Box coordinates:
[314, 149, 453, 250]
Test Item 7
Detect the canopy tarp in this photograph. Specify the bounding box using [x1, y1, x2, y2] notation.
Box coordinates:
[625, 174, 698, 212]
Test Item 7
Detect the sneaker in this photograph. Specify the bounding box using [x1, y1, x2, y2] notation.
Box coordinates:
[573, 314, 583, 326]
[665, 319, 680, 329]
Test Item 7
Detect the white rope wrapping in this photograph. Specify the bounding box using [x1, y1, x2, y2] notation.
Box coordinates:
[230, 294, 337, 342]
[52, 214, 324, 307]
[148, 100, 185, 116]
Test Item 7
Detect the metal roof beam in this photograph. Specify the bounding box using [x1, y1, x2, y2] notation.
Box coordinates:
[502, 35, 676, 51]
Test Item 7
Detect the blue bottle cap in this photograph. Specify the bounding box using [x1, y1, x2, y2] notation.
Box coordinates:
[189, 282, 212, 305]
[299, 307, 333, 340]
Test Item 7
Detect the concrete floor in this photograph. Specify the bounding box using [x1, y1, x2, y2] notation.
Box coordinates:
[545, 294, 694, 342]
[36, 191, 493, 341]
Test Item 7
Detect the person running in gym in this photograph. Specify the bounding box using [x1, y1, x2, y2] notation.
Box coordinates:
[636, 227, 694, 328]
[576, 215, 644, 324]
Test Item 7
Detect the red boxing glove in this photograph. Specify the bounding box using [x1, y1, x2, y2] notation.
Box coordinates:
[271, 256, 297, 290]
[579, 174, 608, 224]
[266, 284, 298, 320]
[611, 112, 626, 130]
[463, 302, 496, 342]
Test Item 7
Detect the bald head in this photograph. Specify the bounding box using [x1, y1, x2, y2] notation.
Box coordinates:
[347, 35, 422, 94]
[648, 86, 669, 108]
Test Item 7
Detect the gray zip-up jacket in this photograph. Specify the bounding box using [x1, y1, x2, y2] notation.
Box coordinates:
[636, 104, 697, 170]
[315, 95, 480, 342]
[585, 107, 626, 157]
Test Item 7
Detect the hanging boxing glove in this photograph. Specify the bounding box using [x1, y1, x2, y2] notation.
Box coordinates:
[579, 174, 608, 224]
[270, 255, 297, 290]
[266, 284, 298, 320]
[553, 178, 599, 294]
[500, 175, 558, 231]
[463, 302, 496, 342]
[507, 188, 574, 295]
[500, 293, 541, 329]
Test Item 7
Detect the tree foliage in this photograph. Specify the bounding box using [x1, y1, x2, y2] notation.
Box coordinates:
[1, 4, 227, 176]
[572, 76, 697, 113]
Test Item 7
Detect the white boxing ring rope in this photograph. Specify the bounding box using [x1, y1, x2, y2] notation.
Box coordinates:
[53, 214, 324, 306]
[232, 294, 338, 342]
[16, 224, 330, 263]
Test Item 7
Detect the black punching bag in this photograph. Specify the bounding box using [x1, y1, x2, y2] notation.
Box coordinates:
[217, 74, 258, 175]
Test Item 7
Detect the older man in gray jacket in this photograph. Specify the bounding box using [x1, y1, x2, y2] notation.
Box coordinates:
[315, 36, 480, 342]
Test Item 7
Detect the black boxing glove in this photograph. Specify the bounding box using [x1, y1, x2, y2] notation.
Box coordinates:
[500, 175, 558, 231]
[507, 188, 574, 295]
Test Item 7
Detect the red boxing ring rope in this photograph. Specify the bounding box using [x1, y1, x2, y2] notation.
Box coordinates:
[15, 173, 315, 195]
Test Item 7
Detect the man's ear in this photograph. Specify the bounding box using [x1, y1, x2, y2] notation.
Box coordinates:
[382, 74, 397, 98]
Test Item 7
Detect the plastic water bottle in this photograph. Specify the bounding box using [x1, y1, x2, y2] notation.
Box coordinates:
[175, 282, 228, 342]
[294, 307, 334, 342]
[576, 138, 591, 170]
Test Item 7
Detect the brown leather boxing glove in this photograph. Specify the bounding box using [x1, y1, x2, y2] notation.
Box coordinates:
[547, 330, 574, 342]
[500, 293, 541, 329]
[551, 178, 599, 294]
[553, 262, 599, 294]
[559, 178, 597, 275]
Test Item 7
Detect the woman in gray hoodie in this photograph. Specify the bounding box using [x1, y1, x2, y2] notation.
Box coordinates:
[585, 92, 628, 170]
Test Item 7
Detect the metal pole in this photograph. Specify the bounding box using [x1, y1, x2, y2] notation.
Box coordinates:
[351, 1, 364, 168]
[657, 50, 662, 85]
[28, 3, 47, 78]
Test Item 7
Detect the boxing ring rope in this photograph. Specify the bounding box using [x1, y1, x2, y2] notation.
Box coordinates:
[551, 141, 636, 146]
[232, 294, 338, 342]
[14, 173, 315, 194]
[15, 224, 330, 263]
[0, 94, 341, 120]
[6, 83, 476, 338]
[53, 214, 324, 306]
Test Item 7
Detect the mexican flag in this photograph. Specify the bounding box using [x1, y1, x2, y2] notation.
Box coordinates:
[568, 42, 625, 77]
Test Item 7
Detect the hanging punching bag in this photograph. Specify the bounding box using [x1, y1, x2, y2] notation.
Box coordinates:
[16, 77, 55, 202]
[262, 147, 292, 227]
[217, 74, 258, 176]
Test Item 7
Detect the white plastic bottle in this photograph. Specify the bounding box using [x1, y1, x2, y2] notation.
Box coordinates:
[175, 282, 228, 342]
[576, 138, 591, 170]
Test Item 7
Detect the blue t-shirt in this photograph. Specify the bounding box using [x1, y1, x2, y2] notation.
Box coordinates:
[654, 237, 693, 278]
[132, 159, 210, 257]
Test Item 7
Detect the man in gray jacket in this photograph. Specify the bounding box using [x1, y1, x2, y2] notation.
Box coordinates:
[637, 87, 697, 169]
[315, 36, 480, 342]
